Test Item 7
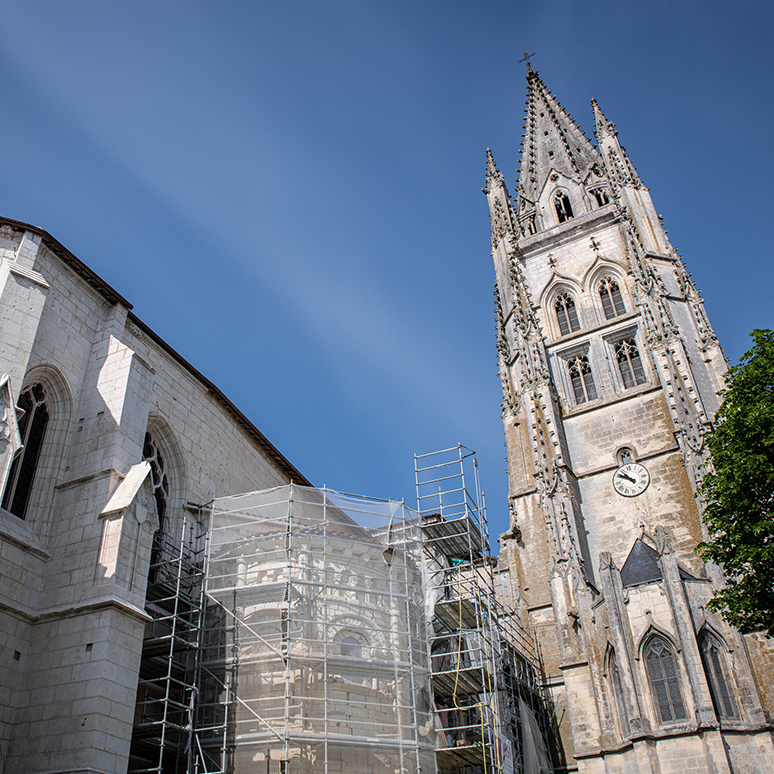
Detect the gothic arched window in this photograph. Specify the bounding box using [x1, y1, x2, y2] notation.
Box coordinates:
[554, 191, 574, 223]
[555, 293, 580, 336]
[340, 636, 363, 658]
[142, 432, 169, 533]
[698, 631, 738, 720]
[591, 188, 610, 207]
[608, 650, 630, 736]
[599, 276, 626, 319]
[2, 383, 49, 519]
[614, 338, 646, 389]
[644, 636, 687, 723]
[568, 355, 597, 405]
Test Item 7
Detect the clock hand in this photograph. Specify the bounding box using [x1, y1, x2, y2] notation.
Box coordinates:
[617, 472, 637, 484]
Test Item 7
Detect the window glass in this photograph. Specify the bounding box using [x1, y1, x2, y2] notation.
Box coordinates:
[568, 355, 597, 404]
[699, 632, 738, 720]
[614, 338, 646, 389]
[555, 293, 580, 336]
[645, 637, 687, 723]
[599, 277, 626, 319]
[2, 383, 49, 519]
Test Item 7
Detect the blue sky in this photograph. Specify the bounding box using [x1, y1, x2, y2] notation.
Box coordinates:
[1, 1, 772, 544]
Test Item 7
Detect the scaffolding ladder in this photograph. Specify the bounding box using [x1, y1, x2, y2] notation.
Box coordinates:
[415, 444, 551, 774]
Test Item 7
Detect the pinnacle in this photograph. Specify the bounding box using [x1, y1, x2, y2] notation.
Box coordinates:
[515, 70, 601, 205]
[483, 148, 506, 195]
[591, 98, 616, 139]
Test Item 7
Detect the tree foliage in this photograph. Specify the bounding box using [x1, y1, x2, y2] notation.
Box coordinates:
[698, 329, 774, 636]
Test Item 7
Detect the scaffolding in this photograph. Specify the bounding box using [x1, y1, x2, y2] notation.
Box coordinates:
[129, 519, 207, 774]
[195, 485, 437, 774]
[415, 445, 551, 774]
[126, 448, 552, 773]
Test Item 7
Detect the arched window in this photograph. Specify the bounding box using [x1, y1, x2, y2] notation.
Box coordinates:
[142, 431, 169, 533]
[608, 650, 630, 735]
[698, 631, 738, 720]
[340, 636, 362, 658]
[591, 188, 610, 207]
[614, 338, 646, 389]
[554, 191, 574, 223]
[644, 636, 687, 723]
[2, 383, 49, 519]
[599, 276, 626, 319]
[555, 293, 580, 336]
[567, 355, 597, 405]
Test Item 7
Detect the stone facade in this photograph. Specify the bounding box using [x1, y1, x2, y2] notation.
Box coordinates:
[0, 216, 311, 773]
[485, 68, 774, 773]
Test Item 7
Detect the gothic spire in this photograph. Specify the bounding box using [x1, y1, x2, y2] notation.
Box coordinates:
[592, 98, 642, 189]
[483, 147, 505, 194]
[516, 70, 601, 206]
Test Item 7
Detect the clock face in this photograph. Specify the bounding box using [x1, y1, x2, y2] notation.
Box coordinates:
[612, 463, 650, 497]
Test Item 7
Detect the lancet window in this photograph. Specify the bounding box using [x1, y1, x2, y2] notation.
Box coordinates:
[2, 383, 49, 519]
[599, 276, 626, 319]
[614, 338, 646, 389]
[142, 431, 170, 533]
[555, 292, 580, 336]
[698, 632, 738, 720]
[591, 187, 611, 207]
[568, 355, 597, 404]
[554, 191, 574, 223]
[644, 636, 687, 723]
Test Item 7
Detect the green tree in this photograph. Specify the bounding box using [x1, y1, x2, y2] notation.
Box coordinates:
[698, 329, 774, 636]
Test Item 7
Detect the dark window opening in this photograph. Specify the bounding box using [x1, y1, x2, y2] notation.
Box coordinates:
[142, 432, 169, 533]
[555, 293, 581, 336]
[568, 355, 597, 404]
[645, 636, 687, 723]
[615, 338, 646, 389]
[699, 633, 738, 720]
[599, 276, 626, 319]
[2, 383, 49, 519]
[591, 188, 610, 207]
[554, 192, 573, 223]
[340, 636, 363, 658]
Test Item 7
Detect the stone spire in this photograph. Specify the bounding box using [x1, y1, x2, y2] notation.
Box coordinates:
[516, 70, 601, 207]
[592, 98, 642, 189]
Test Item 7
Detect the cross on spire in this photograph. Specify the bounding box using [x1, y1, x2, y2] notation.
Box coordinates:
[519, 47, 536, 71]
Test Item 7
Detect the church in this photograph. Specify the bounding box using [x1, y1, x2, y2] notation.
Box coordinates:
[0, 62, 772, 773]
[486, 64, 774, 773]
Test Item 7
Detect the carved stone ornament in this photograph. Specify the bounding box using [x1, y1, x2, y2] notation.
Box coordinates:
[0, 374, 23, 496]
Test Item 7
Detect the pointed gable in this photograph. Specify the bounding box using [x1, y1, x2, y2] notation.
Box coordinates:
[517, 69, 601, 206]
[620, 537, 698, 587]
[620, 538, 663, 587]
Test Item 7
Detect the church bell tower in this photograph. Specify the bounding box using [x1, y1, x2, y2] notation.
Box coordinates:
[485, 64, 774, 773]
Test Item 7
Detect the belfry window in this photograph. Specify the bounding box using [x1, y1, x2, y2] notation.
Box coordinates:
[142, 432, 169, 533]
[591, 188, 610, 207]
[599, 276, 626, 319]
[644, 636, 687, 723]
[554, 191, 574, 223]
[555, 293, 580, 336]
[568, 355, 597, 404]
[614, 338, 646, 389]
[2, 383, 49, 519]
[698, 632, 738, 720]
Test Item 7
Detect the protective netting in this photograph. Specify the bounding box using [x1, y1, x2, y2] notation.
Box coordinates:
[197, 485, 437, 774]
